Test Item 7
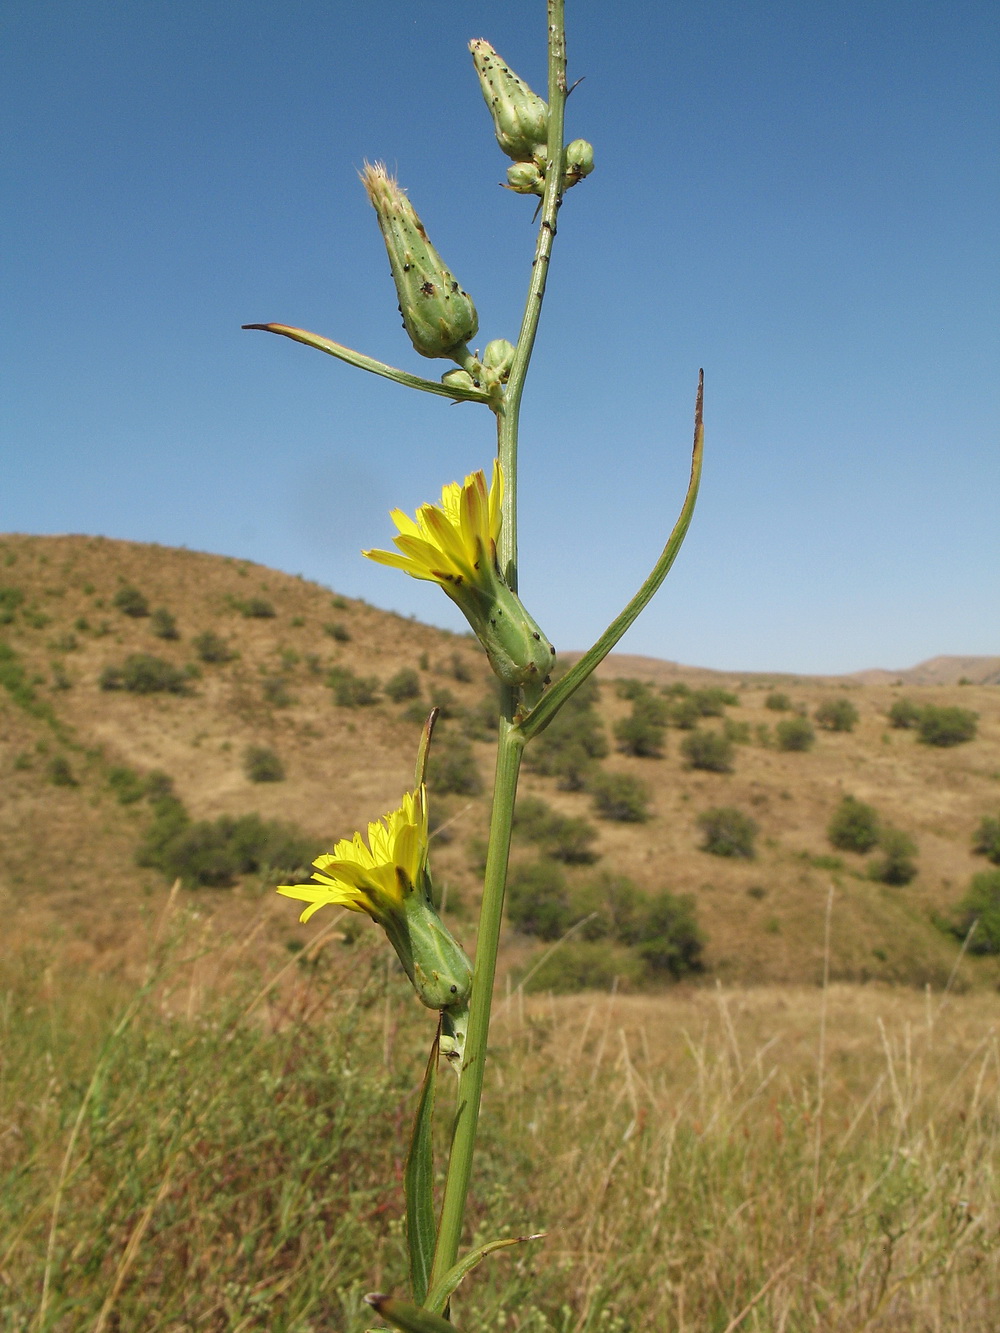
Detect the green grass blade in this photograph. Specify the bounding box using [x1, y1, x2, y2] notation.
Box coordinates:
[425, 1233, 546, 1315]
[365, 1294, 460, 1333]
[404, 1029, 440, 1304]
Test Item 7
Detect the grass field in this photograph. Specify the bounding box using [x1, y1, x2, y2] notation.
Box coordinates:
[2, 898, 998, 1331]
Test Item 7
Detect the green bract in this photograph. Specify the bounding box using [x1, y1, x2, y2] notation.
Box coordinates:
[470, 38, 549, 164]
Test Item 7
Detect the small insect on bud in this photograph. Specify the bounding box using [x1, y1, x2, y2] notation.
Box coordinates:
[361, 162, 478, 361]
[483, 339, 515, 381]
[562, 139, 595, 190]
[470, 38, 549, 163]
[505, 161, 545, 196]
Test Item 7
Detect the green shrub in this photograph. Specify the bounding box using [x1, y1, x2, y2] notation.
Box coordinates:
[887, 697, 922, 729]
[100, 654, 190, 695]
[571, 873, 644, 942]
[868, 827, 918, 886]
[326, 666, 380, 707]
[953, 868, 1000, 954]
[815, 697, 859, 732]
[614, 678, 649, 701]
[765, 691, 791, 711]
[193, 630, 235, 664]
[917, 705, 978, 747]
[428, 734, 482, 796]
[697, 806, 757, 858]
[448, 652, 474, 683]
[693, 687, 738, 716]
[774, 716, 815, 752]
[680, 729, 734, 772]
[150, 607, 179, 640]
[614, 695, 668, 757]
[827, 795, 880, 853]
[113, 585, 149, 618]
[723, 718, 752, 744]
[669, 696, 701, 729]
[524, 675, 607, 790]
[138, 801, 316, 889]
[385, 668, 421, 702]
[513, 796, 598, 864]
[521, 940, 645, 994]
[237, 596, 276, 619]
[972, 814, 1000, 866]
[48, 755, 77, 787]
[590, 771, 650, 822]
[506, 860, 573, 940]
[0, 586, 24, 624]
[107, 765, 148, 805]
[262, 676, 295, 708]
[244, 746, 285, 782]
[323, 621, 351, 642]
[635, 890, 704, 979]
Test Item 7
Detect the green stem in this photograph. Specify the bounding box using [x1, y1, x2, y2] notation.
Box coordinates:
[427, 1, 568, 1297]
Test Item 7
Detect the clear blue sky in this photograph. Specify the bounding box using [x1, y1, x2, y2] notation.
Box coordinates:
[3, 0, 998, 674]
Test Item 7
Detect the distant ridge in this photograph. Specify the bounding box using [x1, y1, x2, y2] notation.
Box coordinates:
[570, 653, 1000, 689]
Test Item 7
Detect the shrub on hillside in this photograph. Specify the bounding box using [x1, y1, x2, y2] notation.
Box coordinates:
[775, 716, 815, 752]
[868, 827, 918, 886]
[522, 940, 646, 994]
[244, 746, 285, 783]
[326, 665, 380, 707]
[698, 806, 757, 858]
[506, 860, 572, 940]
[917, 705, 978, 747]
[952, 868, 1000, 954]
[193, 630, 236, 664]
[887, 697, 922, 729]
[590, 771, 650, 822]
[100, 654, 190, 695]
[0, 586, 24, 624]
[107, 765, 148, 805]
[113, 585, 149, 618]
[428, 734, 482, 796]
[150, 607, 179, 640]
[323, 621, 351, 642]
[614, 695, 668, 757]
[385, 668, 421, 702]
[635, 890, 704, 979]
[237, 597, 276, 619]
[669, 695, 701, 729]
[681, 728, 734, 773]
[513, 795, 598, 864]
[138, 799, 316, 889]
[693, 687, 738, 716]
[827, 795, 880, 853]
[261, 675, 295, 707]
[972, 814, 1000, 866]
[524, 674, 607, 790]
[815, 697, 859, 732]
[765, 691, 791, 711]
[48, 755, 77, 787]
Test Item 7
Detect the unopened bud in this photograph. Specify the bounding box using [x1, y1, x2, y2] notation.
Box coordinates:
[505, 161, 544, 196]
[563, 139, 595, 189]
[361, 162, 478, 360]
[470, 39, 548, 163]
[483, 339, 515, 380]
[441, 368, 475, 395]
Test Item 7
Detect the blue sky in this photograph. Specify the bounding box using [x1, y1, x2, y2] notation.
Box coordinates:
[3, 0, 998, 674]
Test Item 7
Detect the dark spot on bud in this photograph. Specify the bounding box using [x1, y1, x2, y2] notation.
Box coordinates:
[549, 645, 556, 655]
[403, 263, 411, 272]
[532, 632, 540, 640]
[450, 984, 458, 993]
[420, 281, 435, 296]
[451, 280, 459, 292]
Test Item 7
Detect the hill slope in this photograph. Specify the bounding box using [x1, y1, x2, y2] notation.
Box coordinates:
[2, 532, 998, 989]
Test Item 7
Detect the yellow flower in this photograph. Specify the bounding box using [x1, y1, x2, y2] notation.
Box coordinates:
[364, 460, 502, 592]
[364, 461, 555, 700]
[277, 786, 472, 1013]
[278, 786, 427, 925]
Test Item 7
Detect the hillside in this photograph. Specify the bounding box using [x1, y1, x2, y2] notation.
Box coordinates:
[2, 532, 998, 989]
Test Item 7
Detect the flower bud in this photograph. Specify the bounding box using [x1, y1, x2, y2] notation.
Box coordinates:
[441, 368, 476, 396]
[470, 39, 548, 163]
[361, 162, 478, 360]
[563, 139, 595, 190]
[483, 338, 515, 380]
[505, 161, 544, 196]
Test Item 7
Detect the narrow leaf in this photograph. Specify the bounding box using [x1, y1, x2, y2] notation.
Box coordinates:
[404, 1028, 440, 1304]
[365, 1294, 460, 1333]
[241, 324, 492, 404]
[425, 1232, 546, 1315]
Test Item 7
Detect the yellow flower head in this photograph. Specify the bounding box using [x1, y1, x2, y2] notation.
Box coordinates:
[278, 786, 428, 925]
[363, 459, 503, 592]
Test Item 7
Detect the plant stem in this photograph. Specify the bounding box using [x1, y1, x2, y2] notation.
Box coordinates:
[427, 1, 568, 1297]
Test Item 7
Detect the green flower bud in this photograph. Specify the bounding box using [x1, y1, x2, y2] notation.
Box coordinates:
[361, 162, 478, 360]
[441, 368, 475, 396]
[483, 338, 515, 380]
[470, 39, 549, 163]
[563, 139, 595, 189]
[505, 161, 544, 196]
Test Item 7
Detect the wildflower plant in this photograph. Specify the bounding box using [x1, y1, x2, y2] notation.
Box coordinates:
[248, 5, 703, 1328]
